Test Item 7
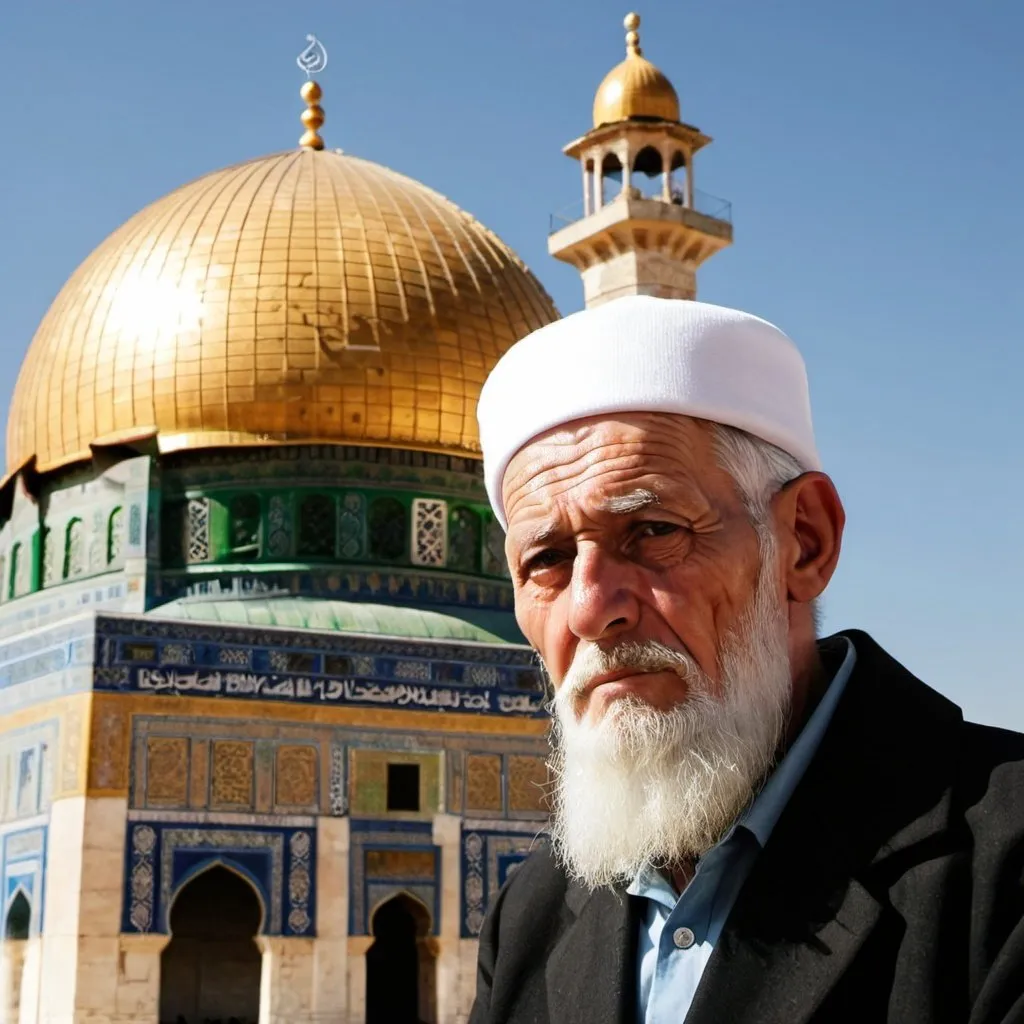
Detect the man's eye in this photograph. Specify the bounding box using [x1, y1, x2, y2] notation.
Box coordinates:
[637, 521, 680, 538]
[524, 550, 567, 574]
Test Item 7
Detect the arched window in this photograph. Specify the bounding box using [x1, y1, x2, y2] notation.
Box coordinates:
[229, 494, 261, 560]
[63, 519, 85, 580]
[107, 507, 124, 565]
[297, 494, 336, 558]
[368, 498, 407, 561]
[448, 506, 481, 573]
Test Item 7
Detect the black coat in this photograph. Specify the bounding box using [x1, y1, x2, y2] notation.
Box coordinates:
[469, 631, 1024, 1023]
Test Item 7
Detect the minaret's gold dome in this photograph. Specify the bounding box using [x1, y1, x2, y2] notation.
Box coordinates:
[592, 13, 680, 128]
[7, 148, 558, 475]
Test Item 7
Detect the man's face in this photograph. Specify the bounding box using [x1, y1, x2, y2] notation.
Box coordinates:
[503, 412, 769, 720]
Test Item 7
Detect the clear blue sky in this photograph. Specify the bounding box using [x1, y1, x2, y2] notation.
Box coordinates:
[1, 0, 1022, 726]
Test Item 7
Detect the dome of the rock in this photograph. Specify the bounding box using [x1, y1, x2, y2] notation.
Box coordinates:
[6, 147, 558, 476]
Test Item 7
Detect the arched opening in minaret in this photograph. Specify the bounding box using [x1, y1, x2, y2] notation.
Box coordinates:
[631, 146, 688, 204]
[159, 864, 263, 1024]
[1, 891, 30, 1022]
[366, 892, 436, 1024]
[600, 153, 623, 205]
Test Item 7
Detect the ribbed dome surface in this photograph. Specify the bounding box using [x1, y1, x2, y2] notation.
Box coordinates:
[7, 148, 558, 474]
[592, 53, 680, 128]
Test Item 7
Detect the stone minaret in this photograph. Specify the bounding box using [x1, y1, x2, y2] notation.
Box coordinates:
[549, 12, 733, 308]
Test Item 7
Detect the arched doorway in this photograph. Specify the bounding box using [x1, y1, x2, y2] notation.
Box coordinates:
[1, 891, 30, 1022]
[366, 893, 436, 1024]
[159, 865, 263, 1024]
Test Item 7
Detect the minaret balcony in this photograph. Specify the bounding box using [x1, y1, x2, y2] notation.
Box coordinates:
[549, 187, 732, 236]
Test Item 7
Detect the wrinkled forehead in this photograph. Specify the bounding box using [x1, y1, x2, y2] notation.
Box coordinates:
[501, 412, 718, 530]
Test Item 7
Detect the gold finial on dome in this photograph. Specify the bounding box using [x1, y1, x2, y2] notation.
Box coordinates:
[624, 12, 642, 56]
[296, 34, 328, 150]
[592, 11, 680, 128]
[299, 80, 325, 150]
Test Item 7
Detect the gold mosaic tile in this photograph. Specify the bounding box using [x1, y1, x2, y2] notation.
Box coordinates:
[465, 753, 503, 813]
[210, 740, 254, 808]
[8, 149, 558, 473]
[145, 736, 189, 806]
[508, 754, 550, 813]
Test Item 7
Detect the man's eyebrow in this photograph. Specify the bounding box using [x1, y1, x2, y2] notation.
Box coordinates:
[516, 522, 563, 550]
[597, 488, 661, 514]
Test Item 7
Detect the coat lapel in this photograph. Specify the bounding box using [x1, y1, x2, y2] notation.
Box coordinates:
[687, 630, 960, 1024]
[546, 883, 637, 1024]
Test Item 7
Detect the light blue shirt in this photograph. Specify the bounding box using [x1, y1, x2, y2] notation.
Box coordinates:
[627, 638, 857, 1023]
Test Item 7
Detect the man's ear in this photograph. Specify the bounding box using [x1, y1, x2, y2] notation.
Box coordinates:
[771, 472, 845, 603]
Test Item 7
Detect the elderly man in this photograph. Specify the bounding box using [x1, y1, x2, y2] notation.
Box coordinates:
[468, 296, 1024, 1024]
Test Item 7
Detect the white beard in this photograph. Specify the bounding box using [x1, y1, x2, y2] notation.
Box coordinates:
[546, 541, 792, 890]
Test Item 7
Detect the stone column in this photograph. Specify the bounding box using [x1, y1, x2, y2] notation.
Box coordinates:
[346, 936, 374, 1023]
[620, 145, 632, 197]
[581, 159, 592, 216]
[0, 939, 26, 1022]
[432, 813, 463, 1024]
[257, 935, 316, 1024]
[312, 816, 349, 1018]
[113, 934, 170, 1023]
[17, 937, 42, 1024]
[661, 142, 674, 202]
[38, 795, 129, 1023]
[684, 147, 695, 208]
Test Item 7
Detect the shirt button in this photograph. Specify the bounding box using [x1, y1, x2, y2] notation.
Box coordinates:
[672, 926, 696, 949]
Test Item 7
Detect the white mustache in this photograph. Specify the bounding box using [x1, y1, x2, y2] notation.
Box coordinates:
[557, 639, 701, 704]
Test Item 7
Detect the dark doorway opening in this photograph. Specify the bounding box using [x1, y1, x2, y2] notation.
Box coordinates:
[159, 865, 262, 1024]
[366, 893, 435, 1024]
[2, 891, 30, 1022]
[386, 762, 421, 812]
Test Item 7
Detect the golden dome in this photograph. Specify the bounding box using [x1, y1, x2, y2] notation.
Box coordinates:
[7, 148, 558, 475]
[592, 13, 680, 129]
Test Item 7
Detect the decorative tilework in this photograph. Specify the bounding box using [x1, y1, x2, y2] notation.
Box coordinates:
[145, 737, 189, 807]
[348, 819, 440, 936]
[186, 498, 210, 564]
[508, 755, 549, 814]
[122, 820, 316, 937]
[274, 745, 318, 808]
[287, 830, 313, 934]
[338, 493, 366, 559]
[393, 660, 431, 682]
[412, 499, 448, 567]
[210, 741, 254, 808]
[328, 743, 346, 815]
[88, 702, 128, 792]
[461, 824, 543, 937]
[465, 755, 502, 814]
[128, 823, 157, 931]
[160, 643, 194, 665]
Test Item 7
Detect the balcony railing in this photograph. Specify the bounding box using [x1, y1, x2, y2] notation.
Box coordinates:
[549, 188, 733, 234]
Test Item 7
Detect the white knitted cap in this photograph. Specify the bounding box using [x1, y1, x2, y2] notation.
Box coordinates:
[478, 295, 820, 528]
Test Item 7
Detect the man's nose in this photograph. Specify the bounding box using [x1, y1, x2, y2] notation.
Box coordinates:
[566, 546, 640, 642]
